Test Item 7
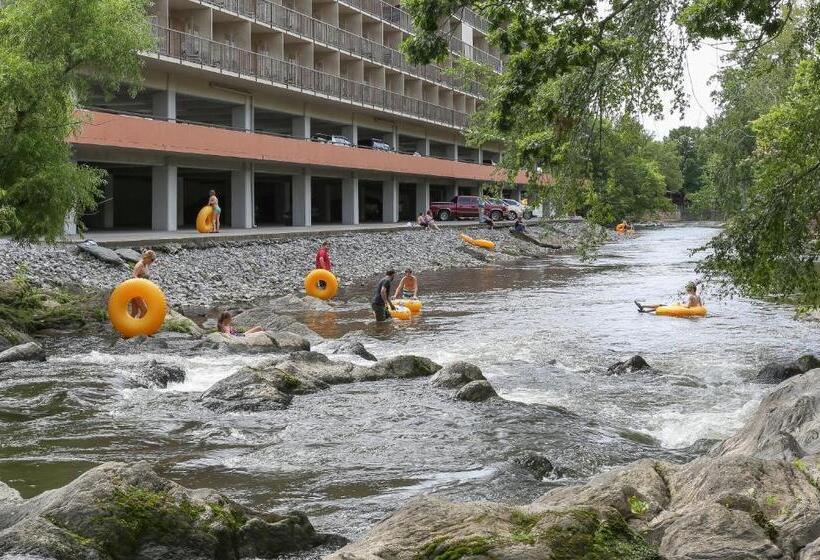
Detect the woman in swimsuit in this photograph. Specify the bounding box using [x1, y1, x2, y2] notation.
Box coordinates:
[130, 250, 156, 318]
[209, 190, 221, 233]
[217, 311, 263, 336]
[393, 268, 418, 299]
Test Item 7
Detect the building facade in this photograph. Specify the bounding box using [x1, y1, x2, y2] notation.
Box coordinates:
[70, 0, 521, 233]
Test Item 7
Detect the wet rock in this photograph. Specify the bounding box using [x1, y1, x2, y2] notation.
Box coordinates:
[232, 308, 322, 343]
[803, 537, 820, 559]
[115, 247, 143, 262]
[268, 294, 333, 313]
[113, 335, 170, 351]
[431, 361, 485, 388]
[330, 341, 377, 361]
[202, 331, 306, 354]
[512, 452, 554, 479]
[268, 331, 311, 352]
[77, 240, 125, 265]
[368, 355, 441, 380]
[455, 380, 498, 402]
[713, 368, 820, 459]
[200, 368, 295, 412]
[0, 342, 46, 363]
[753, 354, 820, 383]
[0, 461, 333, 559]
[607, 354, 653, 375]
[162, 308, 204, 337]
[129, 360, 185, 389]
[0, 323, 33, 351]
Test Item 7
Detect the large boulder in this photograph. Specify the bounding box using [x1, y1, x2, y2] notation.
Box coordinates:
[512, 452, 555, 479]
[231, 308, 321, 343]
[162, 309, 204, 337]
[431, 361, 485, 389]
[0, 322, 33, 352]
[202, 331, 310, 354]
[200, 368, 297, 413]
[77, 240, 125, 265]
[713, 368, 820, 459]
[367, 355, 441, 380]
[454, 380, 498, 402]
[127, 360, 186, 389]
[115, 247, 143, 263]
[0, 342, 46, 363]
[322, 341, 377, 362]
[607, 355, 653, 375]
[0, 461, 337, 559]
[753, 355, 820, 383]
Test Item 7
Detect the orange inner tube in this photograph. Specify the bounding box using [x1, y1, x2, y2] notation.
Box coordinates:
[196, 206, 214, 233]
[389, 305, 412, 320]
[304, 269, 339, 300]
[108, 278, 168, 338]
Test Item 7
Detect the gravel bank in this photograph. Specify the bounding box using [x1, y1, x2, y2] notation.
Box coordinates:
[0, 221, 601, 307]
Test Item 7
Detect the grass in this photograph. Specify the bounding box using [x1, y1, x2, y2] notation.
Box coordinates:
[628, 496, 650, 516]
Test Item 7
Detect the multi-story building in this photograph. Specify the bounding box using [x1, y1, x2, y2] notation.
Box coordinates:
[70, 0, 525, 233]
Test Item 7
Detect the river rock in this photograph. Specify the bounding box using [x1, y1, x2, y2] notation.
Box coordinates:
[431, 361, 485, 388]
[320, 340, 377, 361]
[268, 331, 311, 352]
[77, 240, 124, 265]
[455, 380, 498, 402]
[268, 293, 334, 313]
[200, 368, 296, 412]
[129, 360, 185, 389]
[0, 461, 334, 559]
[0, 342, 46, 363]
[713, 368, 820, 459]
[0, 323, 33, 351]
[512, 452, 554, 479]
[607, 354, 653, 374]
[232, 308, 322, 343]
[368, 355, 441, 380]
[115, 247, 143, 262]
[203, 331, 308, 353]
[162, 308, 204, 337]
[753, 354, 820, 383]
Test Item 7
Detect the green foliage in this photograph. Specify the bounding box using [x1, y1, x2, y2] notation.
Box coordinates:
[0, 0, 153, 240]
[627, 496, 650, 516]
[280, 372, 301, 390]
[417, 536, 492, 560]
[510, 510, 544, 544]
[540, 509, 661, 560]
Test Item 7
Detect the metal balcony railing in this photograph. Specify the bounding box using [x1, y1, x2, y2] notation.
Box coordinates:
[196, 0, 484, 95]
[150, 25, 468, 128]
[458, 7, 490, 33]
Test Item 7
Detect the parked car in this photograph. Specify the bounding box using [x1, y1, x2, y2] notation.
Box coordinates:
[503, 199, 533, 220]
[311, 133, 352, 147]
[429, 195, 507, 222]
[359, 138, 391, 151]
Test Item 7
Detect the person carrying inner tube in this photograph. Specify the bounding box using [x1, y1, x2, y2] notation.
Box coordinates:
[130, 250, 156, 318]
[636, 281, 702, 313]
[372, 269, 396, 322]
[393, 268, 418, 299]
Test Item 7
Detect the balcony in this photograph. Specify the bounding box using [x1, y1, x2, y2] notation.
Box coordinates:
[196, 0, 484, 96]
[150, 25, 469, 128]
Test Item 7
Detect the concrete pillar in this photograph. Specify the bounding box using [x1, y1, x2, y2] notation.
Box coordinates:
[445, 184, 458, 200]
[342, 123, 358, 145]
[417, 138, 430, 156]
[446, 144, 458, 160]
[103, 181, 114, 229]
[231, 163, 254, 228]
[292, 172, 311, 226]
[342, 174, 359, 225]
[384, 129, 397, 151]
[382, 176, 398, 223]
[415, 181, 430, 216]
[151, 163, 178, 231]
[232, 98, 252, 131]
[477, 147, 484, 165]
[293, 115, 311, 139]
[153, 87, 176, 121]
[63, 210, 77, 236]
[177, 177, 184, 228]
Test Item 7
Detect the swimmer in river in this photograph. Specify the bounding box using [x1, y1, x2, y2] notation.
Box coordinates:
[635, 281, 702, 313]
[393, 268, 418, 299]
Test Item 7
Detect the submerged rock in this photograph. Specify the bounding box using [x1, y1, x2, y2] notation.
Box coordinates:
[0, 342, 46, 363]
[607, 355, 653, 375]
[0, 461, 337, 559]
[455, 380, 498, 402]
[431, 361, 485, 389]
[200, 368, 295, 412]
[753, 354, 820, 383]
[129, 360, 185, 389]
[512, 452, 554, 479]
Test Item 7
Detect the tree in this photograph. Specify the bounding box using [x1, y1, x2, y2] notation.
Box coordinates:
[666, 126, 704, 195]
[0, 0, 153, 240]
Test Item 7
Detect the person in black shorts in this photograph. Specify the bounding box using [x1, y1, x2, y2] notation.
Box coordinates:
[371, 270, 396, 321]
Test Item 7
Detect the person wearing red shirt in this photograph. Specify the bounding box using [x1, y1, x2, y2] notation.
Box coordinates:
[315, 241, 331, 271]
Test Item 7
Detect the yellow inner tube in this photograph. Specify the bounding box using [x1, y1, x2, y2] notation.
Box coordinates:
[108, 278, 168, 338]
[389, 305, 412, 320]
[196, 206, 214, 233]
[304, 269, 339, 300]
[393, 299, 422, 313]
[655, 305, 707, 318]
[460, 233, 495, 250]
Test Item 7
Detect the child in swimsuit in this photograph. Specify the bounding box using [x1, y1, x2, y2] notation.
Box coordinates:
[208, 190, 221, 233]
[130, 250, 156, 318]
[393, 268, 418, 299]
[217, 311, 262, 336]
[635, 282, 702, 313]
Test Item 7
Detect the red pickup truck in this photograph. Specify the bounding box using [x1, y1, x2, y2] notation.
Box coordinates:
[429, 196, 507, 222]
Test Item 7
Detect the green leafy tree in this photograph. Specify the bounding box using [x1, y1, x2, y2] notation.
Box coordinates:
[666, 126, 704, 195]
[0, 0, 153, 240]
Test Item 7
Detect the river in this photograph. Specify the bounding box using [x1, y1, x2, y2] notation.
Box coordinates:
[0, 224, 816, 541]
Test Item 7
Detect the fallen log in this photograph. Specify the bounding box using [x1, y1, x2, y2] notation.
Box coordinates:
[509, 230, 562, 249]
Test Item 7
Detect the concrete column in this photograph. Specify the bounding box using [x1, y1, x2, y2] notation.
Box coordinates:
[417, 138, 430, 156]
[415, 181, 430, 216]
[342, 123, 358, 145]
[446, 144, 458, 160]
[477, 147, 484, 165]
[382, 176, 398, 223]
[293, 115, 311, 139]
[231, 163, 254, 228]
[152, 87, 176, 121]
[151, 163, 178, 231]
[231, 98, 252, 131]
[103, 181, 114, 229]
[445, 184, 458, 200]
[177, 177, 184, 228]
[342, 174, 359, 225]
[292, 172, 311, 227]
[63, 210, 77, 236]
[384, 129, 397, 151]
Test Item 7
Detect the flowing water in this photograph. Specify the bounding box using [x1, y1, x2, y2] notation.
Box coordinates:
[0, 224, 817, 541]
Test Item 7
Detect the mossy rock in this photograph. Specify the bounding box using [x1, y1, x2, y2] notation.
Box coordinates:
[162, 309, 204, 337]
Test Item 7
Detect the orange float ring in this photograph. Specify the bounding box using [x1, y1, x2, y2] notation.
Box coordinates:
[304, 269, 339, 300]
[196, 206, 214, 233]
[460, 233, 495, 250]
[108, 278, 167, 338]
[393, 299, 422, 314]
[389, 305, 412, 320]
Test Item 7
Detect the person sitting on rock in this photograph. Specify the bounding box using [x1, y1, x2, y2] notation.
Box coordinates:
[511, 217, 526, 233]
[417, 213, 429, 229]
[425, 210, 439, 231]
[130, 250, 156, 318]
[635, 281, 702, 313]
[393, 269, 418, 299]
[217, 311, 263, 336]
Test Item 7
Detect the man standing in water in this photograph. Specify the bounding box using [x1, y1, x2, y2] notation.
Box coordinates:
[372, 270, 396, 321]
